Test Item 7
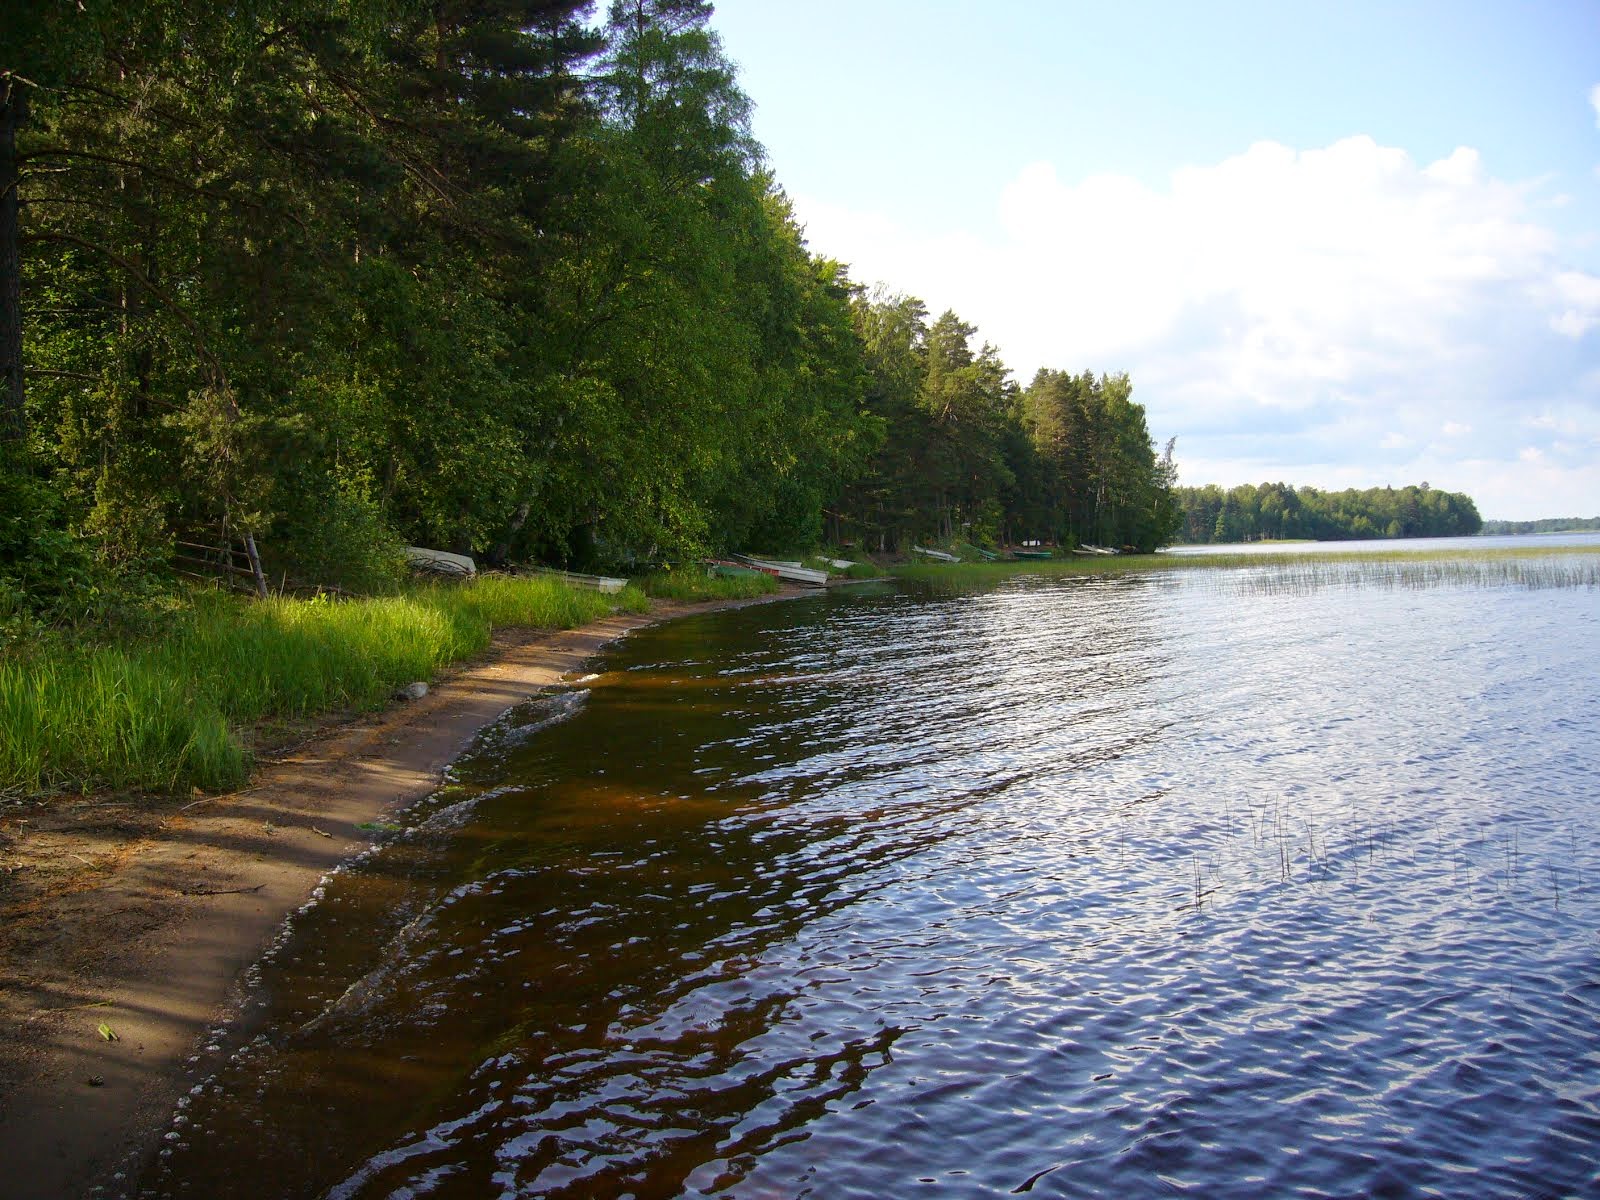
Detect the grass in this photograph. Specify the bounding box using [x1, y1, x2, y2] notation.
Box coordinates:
[0, 574, 649, 797]
[635, 568, 781, 602]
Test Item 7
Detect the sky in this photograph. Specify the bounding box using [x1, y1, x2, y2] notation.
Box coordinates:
[708, 0, 1600, 520]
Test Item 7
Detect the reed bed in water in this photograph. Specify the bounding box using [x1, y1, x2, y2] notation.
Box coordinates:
[0, 575, 647, 796]
[894, 543, 1600, 592]
[1233, 556, 1600, 594]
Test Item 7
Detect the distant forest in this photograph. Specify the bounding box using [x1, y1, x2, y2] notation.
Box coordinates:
[1, 0, 1179, 625]
[1175, 482, 1482, 544]
[1479, 517, 1600, 536]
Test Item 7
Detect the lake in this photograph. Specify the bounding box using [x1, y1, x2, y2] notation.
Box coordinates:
[141, 551, 1600, 1198]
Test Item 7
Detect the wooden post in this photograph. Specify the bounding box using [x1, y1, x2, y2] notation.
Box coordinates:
[242, 531, 268, 598]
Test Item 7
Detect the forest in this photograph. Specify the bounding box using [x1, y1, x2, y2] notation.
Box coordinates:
[1479, 517, 1600, 536]
[0, 0, 1180, 631]
[1174, 481, 1482, 544]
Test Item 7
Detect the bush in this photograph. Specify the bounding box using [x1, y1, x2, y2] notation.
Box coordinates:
[0, 465, 102, 624]
[269, 490, 408, 594]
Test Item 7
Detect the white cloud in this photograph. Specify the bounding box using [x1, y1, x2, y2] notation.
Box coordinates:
[1591, 82, 1600, 128]
[793, 134, 1600, 520]
[1551, 270, 1600, 338]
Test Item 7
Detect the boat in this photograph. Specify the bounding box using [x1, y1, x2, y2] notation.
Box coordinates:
[1076, 544, 1119, 556]
[705, 559, 766, 578]
[1010, 549, 1053, 560]
[910, 546, 959, 563]
[405, 546, 476, 577]
[732, 554, 829, 586]
[531, 567, 628, 594]
[825, 557, 858, 570]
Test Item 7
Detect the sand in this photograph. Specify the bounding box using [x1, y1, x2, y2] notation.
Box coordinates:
[0, 591, 793, 1199]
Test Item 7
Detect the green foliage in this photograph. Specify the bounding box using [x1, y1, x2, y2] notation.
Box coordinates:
[9, 0, 1206, 616]
[0, 465, 97, 623]
[268, 489, 407, 595]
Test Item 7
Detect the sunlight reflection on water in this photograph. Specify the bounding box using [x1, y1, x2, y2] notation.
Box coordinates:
[144, 569, 1600, 1199]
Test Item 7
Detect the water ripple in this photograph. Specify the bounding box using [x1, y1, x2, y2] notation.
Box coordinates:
[143, 577, 1600, 1199]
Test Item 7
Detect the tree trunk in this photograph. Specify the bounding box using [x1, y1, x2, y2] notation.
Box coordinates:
[0, 81, 25, 442]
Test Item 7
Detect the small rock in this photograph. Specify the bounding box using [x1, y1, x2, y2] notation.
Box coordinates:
[396, 681, 429, 701]
[87, 1075, 105, 1087]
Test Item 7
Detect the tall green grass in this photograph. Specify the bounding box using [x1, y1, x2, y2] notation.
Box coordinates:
[0, 575, 647, 797]
[636, 568, 781, 602]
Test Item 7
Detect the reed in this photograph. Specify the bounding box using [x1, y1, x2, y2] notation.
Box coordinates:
[0, 575, 642, 796]
[893, 543, 1600, 592]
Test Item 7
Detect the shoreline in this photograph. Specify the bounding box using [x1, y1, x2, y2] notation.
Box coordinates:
[0, 588, 798, 1200]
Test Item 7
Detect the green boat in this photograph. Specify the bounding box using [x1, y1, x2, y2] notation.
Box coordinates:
[1011, 549, 1053, 560]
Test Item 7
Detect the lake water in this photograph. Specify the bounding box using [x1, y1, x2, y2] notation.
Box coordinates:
[141, 557, 1600, 1198]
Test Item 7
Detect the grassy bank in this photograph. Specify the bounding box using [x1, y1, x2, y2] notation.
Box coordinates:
[636, 568, 781, 602]
[0, 575, 650, 797]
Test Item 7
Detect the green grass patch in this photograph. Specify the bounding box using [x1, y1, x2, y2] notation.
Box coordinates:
[0, 575, 641, 797]
[841, 560, 882, 579]
[636, 568, 781, 602]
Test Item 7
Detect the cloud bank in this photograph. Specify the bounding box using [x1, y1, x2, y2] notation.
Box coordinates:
[795, 136, 1600, 520]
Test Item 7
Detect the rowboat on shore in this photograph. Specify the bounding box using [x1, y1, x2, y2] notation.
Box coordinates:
[910, 546, 960, 563]
[705, 559, 767, 578]
[405, 546, 476, 576]
[531, 567, 629, 593]
[1010, 549, 1053, 560]
[1073, 544, 1119, 556]
[732, 554, 829, 586]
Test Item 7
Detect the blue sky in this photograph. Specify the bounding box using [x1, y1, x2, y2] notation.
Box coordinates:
[708, 0, 1600, 520]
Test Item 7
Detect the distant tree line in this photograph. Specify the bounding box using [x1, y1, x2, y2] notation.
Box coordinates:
[1, 0, 1179, 624]
[1479, 517, 1600, 536]
[1175, 482, 1482, 544]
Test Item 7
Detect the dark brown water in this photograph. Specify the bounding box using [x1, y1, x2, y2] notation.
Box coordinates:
[137, 571, 1600, 1198]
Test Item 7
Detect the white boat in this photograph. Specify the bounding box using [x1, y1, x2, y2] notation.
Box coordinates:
[911, 546, 959, 563]
[405, 546, 476, 576]
[532, 568, 628, 594]
[826, 557, 857, 570]
[734, 554, 829, 586]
